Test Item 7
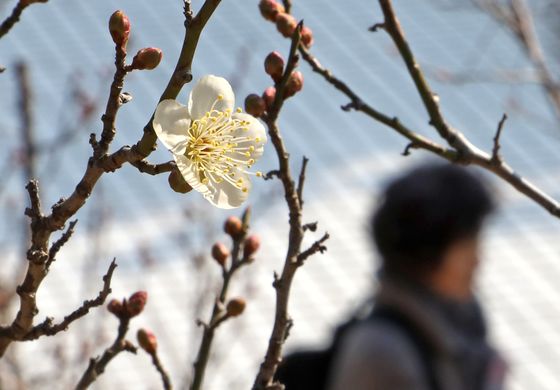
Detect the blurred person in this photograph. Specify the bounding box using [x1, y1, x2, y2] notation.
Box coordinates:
[325, 163, 507, 390]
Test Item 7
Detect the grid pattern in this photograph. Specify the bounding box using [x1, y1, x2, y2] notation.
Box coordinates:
[0, 0, 560, 389]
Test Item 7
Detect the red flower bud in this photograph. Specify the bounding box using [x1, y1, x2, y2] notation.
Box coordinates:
[244, 94, 266, 118]
[211, 242, 230, 267]
[224, 216, 243, 238]
[259, 0, 285, 22]
[137, 328, 158, 354]
[243, 235, 261, 259]
[168, 169, 192, 194]
[264, 51, 285, 83]
[226, 298, 246, 317]
[276, 13, 297, 38]
[284, 71, 304, 98]
[108, 10, 130, 47]
[301, 26, 314, 48]
[130, 48, 163, 70]
[126, 291, 148, 317]
[107, 299, 124, 317]
[262, 87, 277, 111]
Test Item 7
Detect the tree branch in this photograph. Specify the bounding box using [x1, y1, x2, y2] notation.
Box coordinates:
[295, 1, 560, 219]
[491, 113, 508, 164]
[75, 315, 136, 389]
[190, 212, 251, 390]
[21, 259, 117, 341]
[252, 24, 329, 390]
[0, 0, 48, 40]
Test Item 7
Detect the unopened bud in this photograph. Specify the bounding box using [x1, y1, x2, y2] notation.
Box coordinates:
[224, 216, 243, 238]
[276, 13, 297, 38]
[259, 0, 285, 22]
[284, 71, 304, 98]
[262, 87, 277, 111]
[130, 48, 163, 70]
[168, 169, 193, 194]
[137, 328, 158, 354]
[108, 10, 130, 47]
[212, 242, 230, 266]
[107, 299, 124, 317]
[244, 94, 266, 118]
[126, 291, 147, 317]
[264, 51, 285, 83]
[243, 235, 261, 259]
[301, 26, 314, 48]
[226, 298, 246, 317]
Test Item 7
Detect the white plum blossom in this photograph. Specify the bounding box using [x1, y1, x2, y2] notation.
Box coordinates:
[153, 75, 267, 209]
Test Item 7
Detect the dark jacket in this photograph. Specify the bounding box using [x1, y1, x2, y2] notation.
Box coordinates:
[326, 276, 507, 390]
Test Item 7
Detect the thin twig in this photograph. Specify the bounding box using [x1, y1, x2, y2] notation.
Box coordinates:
[130, 160, 175, 176]
[151, 352, 173, 390]
[0, 0, 48, 40]
[491, 113, 508, 164]
[46, 220, 77, 270]
[75, 315, 136, 389]
[296, 156, 309, 207]
[21, 259, 117, 340]
[296, 232, 329, 265]
[477, 0, 560, 120]
[190, 215, 250, 390]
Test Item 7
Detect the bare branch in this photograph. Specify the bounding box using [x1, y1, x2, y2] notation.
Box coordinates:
[190, 216, 251, 390]
[0, 0, 48, 40]
[130, 160, 175, 176]
[46, 219, 78, 270]
[94, 42, 128, 159]
[297, 232, 329, 265]
[75, 315, 136, 389]
[252, 23, 329, 390]
[296, 1, 560, 219]
[477, 0, 560, 120]
[296, 156, 309, 206]
[22, 259, 117, 341]
[16, 62, 37, 182]
[134, 0, 224, 157]
[491, 113, 508, 164]
[150, 352, 173, 390]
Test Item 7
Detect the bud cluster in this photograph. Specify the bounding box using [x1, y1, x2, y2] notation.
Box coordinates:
[107, 290, 148, 319]
[244, 50, 304, 117]
[258, 0, 314, 48]
[107, 10, 163, 71]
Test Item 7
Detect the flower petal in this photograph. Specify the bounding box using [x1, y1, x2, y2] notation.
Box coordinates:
[153, 99, 190, 154]
[174, 155, 250, 209]
[174, 154, 212, 197]
[188, 75, 235, 120]
[231, 112, 268, 161]
[209, 171, 251, 209]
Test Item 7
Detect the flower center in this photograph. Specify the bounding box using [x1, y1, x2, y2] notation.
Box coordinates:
[184, 96, 262, 192]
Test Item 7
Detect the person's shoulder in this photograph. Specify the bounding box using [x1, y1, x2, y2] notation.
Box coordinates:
[326, 319, 430, 390]
[345, 318, 420, 356]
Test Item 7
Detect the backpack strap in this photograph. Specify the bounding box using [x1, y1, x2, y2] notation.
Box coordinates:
[371, 306, 441, 390]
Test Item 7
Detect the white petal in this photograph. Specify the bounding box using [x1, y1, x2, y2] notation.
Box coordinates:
[209, 171, 251, 209]
[174, 154, 212, 197]
[174, 155, 249, 209]
[231, 112, 268, 160]
[153, 100, 190, 154]
[188, 75, 235, 120]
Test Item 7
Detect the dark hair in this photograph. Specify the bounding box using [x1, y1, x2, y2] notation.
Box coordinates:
[372, 163, 494, 277]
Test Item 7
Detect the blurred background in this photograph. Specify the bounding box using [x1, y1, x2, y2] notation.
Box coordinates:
[1, 0, 560, 389]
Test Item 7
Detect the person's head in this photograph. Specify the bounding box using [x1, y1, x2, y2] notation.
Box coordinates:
[371, 163, 495, 301]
